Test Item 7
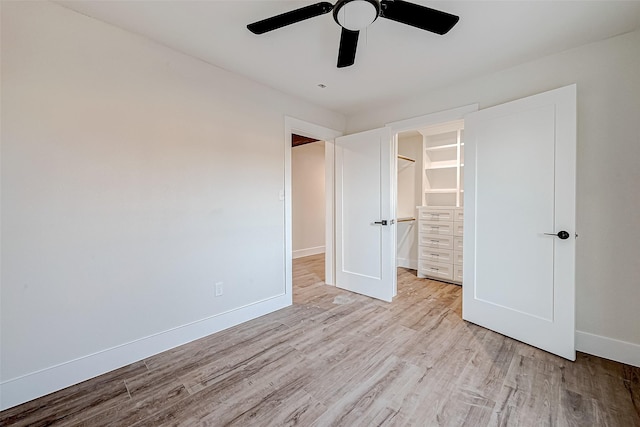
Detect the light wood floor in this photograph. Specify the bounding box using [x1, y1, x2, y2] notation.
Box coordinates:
[2, 253, 639, 426]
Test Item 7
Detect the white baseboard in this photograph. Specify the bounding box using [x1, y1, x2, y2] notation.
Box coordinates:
[0, 294, 291, 411]
[576, 330, 640, 367]
[292, 246, 325, 259]
[397, 257, 418, 270]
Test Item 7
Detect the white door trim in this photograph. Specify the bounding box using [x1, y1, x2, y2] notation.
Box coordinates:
[385, 104, 479, 134]
[284, 117, 342, 299]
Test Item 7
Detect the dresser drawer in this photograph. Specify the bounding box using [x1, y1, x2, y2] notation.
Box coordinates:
[454, 236, 463, 251]
[419, 247, 453, 263]
[418, 208, 454, 222]
[454, 265, 463, 282]
[453, 221, 464, 237]
[419, 261, 454, 281]
[453, 250, 463, 265]
[454, 209, 464, 222]
[419, 220, 453, 235]
[418, 234, 454, 250]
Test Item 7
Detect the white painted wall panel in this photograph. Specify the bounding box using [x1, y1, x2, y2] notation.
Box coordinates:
[0, 1, 345, 406]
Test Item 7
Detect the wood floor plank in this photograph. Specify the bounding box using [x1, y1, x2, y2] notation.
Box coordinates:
[488, 353, 563, 426]
[623, 364, 640, 420]
[2, 253, 639, 426]
[131, 345, 316, 426]
[436, 388, 496, 427]
[557, 388, 600, 426]
[393, 309, 482, 372]
[0, 362, 147, 427]
[71, 375, 189, 427]
[143, 320, 287, 372]
[457, 331, 518, 401]
[199, 386, 327, 426]
[310, 356, 425, 426]
[302, 324, 418, 408]
[285, 302, 379, 354]
[180, 337, 304, 395]
[259, 303, 327, 328]
[558, 352, 640, 418]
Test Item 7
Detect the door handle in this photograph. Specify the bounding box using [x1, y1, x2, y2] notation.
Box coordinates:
[544, 230, 570, 240]
[374, 220, 388, 226]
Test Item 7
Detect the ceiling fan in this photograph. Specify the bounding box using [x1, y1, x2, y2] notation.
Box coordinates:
[247, 0, 459, 68]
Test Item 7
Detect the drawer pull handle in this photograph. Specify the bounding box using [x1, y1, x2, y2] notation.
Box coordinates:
[431, 254, 439, 257]
[430, 240, 439, 243]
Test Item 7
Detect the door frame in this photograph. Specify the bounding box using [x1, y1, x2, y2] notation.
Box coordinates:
[386, 104, 478, 296]
[385, 104, 479, 135]
[285, 106, 478, 302]
[284, 117, 343, 301]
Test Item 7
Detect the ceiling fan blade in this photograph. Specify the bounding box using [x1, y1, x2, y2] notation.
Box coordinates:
[380, 0, 459, 35]
[337, 28, 359, 68]
[247, 2, 334, 34]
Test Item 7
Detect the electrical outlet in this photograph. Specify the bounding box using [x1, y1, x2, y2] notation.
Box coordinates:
[215, 282, 223, 297]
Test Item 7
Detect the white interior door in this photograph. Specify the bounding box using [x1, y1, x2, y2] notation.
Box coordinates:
[335, 127, 395, 302]
[463, 84, 577, 360]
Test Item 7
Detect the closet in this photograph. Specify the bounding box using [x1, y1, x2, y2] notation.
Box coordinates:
[397, 120, 465, 285]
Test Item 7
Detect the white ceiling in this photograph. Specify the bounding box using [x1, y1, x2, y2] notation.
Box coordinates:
[56, 1, 640, 115]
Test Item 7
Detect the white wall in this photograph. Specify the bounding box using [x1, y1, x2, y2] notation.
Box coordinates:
[0, 1, 345, 409]
[292, 141, 325, 258]
[349, 30, 640, 364]
[396, 134, 422, 270]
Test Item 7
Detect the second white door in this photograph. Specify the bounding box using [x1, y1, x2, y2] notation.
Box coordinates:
[335, 128, 395, 302]
[463, 84, 577, 360]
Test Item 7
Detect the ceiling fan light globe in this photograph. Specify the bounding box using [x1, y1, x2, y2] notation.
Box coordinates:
[335, 0, 380, 31]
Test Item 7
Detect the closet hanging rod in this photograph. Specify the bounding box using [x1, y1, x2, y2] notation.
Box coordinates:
[397, 217, 416, 223]
[397, 155, 416, 163]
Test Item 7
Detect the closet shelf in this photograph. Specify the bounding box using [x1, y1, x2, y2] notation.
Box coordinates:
[425, 143, 457, 152]
[425, 188, 457, 194]
[426, 160, 458, 170]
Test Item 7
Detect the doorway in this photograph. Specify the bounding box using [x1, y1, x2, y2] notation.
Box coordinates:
[291, 137, 326, 261]
[284, 117, 342, 302]
[390, 106, 477, 291]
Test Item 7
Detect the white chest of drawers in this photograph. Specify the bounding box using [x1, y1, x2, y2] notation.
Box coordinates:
[417, 206, 463, 284]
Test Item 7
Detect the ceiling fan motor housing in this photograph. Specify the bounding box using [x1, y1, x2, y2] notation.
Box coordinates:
[247, 0, 460, 68]
[333, 0, 381, 31]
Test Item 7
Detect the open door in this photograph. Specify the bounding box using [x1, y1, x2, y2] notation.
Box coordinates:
[463, 85, 577, 360]
[335, 127, 396, 302]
